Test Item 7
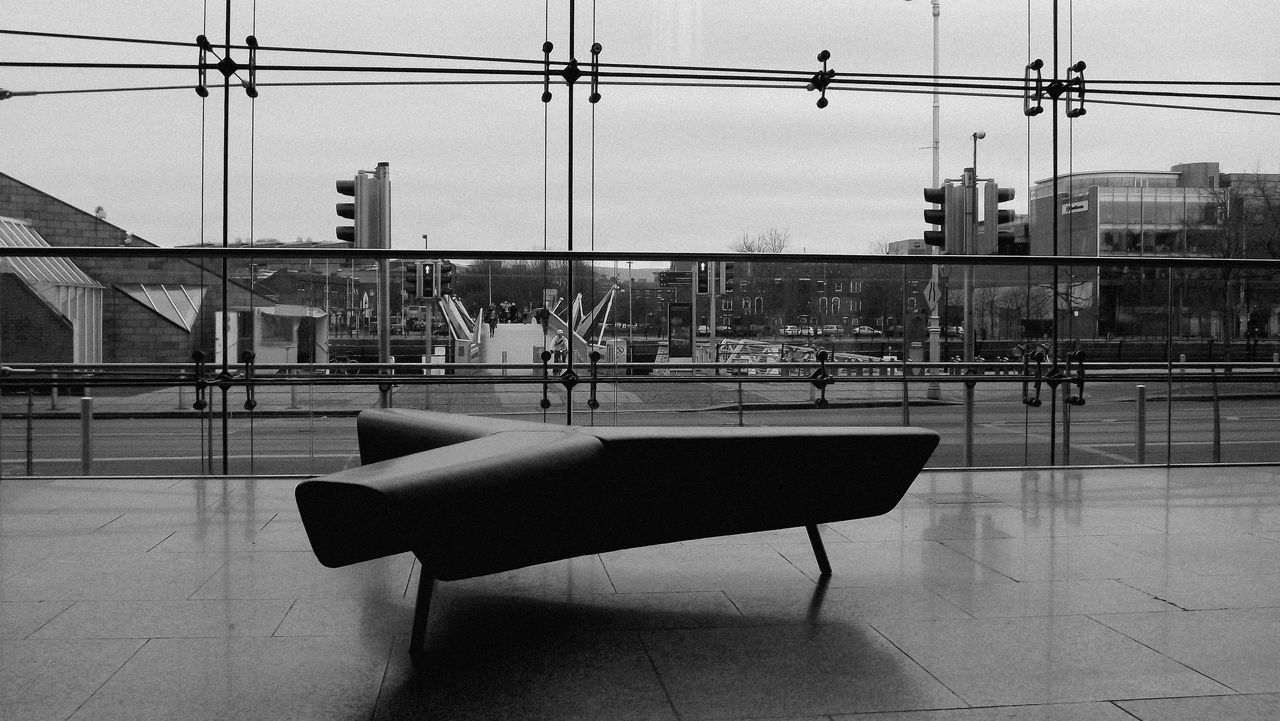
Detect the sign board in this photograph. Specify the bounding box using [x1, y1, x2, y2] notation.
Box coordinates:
[658, 271, 692, 288]
[1062, 200, 1089, 215]
[924, 281, 941, 309]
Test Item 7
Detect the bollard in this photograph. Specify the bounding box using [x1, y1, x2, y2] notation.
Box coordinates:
[50, 371, 60, 410]
[1136, 384, 1147, 464]
[80, 397, 93, 476]
[501, 350, 508, 377]
[1063, 397, 1072, 466]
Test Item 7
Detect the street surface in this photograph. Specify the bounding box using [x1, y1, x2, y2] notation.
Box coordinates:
[3, 377, 1278, 476]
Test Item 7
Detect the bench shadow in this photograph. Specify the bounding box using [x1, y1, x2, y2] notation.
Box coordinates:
[366, 575, 930, 720]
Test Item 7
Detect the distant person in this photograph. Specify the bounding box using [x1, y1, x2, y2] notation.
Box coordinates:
[536, 307, 550, 334]
[486, 305, 498, 337]
[551, 329, 568, 363]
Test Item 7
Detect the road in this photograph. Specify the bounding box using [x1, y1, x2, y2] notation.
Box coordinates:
[4, 392, 1277, 477]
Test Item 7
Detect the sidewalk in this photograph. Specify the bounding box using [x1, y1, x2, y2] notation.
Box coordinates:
[5, 362, 1275, 419]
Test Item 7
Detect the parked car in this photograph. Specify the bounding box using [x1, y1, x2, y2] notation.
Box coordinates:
[821, 324, 843, 336]
[696, 325, 710, 336]
[852, 325, 883, 337]
[800, 326, 816, 337]
[781, 325, 800, 337]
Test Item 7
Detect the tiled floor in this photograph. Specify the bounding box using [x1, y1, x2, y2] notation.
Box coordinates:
[2, 466, 1279, 720]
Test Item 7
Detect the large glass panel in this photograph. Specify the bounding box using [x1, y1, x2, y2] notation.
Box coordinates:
[4, 5, 1279, 476]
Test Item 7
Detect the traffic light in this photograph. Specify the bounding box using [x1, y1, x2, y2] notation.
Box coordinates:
[720, 261, 735, 294]
[982, 183, 1020, 254]
[416, 262, 434, 299]
[697, 261, 709, 294]
[923, 184, 962, 253]
[336, 173, 373, 246]
[438, 260, 455, 296]
[335, 163, 390, 248]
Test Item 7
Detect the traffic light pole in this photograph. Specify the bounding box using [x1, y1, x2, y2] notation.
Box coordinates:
[926, 0, 942, 401]
[374, 163, 392, 408]
[962, 166, 976, 466]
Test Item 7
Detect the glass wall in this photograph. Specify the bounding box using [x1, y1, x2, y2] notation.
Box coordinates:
[3, 4, 1279, 476]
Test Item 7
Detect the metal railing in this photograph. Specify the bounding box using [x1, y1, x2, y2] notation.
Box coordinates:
[3, 356, 1278, 477]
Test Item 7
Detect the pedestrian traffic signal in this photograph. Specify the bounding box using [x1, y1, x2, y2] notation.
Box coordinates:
[982, 183, 1020, 254]
[416, 261, 435, 299]
[923, 184, 962, 253]
[697, 261, 709, 294]
[720, 261, 735, 294]
[438, 260, 455, 295]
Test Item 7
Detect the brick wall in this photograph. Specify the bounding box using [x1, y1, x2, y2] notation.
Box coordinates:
[0, 276, 74, 363]
[1, 173, 265, 363]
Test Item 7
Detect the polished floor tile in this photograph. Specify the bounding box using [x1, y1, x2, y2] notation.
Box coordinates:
[929, 578, 1175, 618]
[1103, 532, 1280, 576]
[726, 583, 973, 624]
[777, 538, 1019, 587]
[69, 637, 391, 721]
[1117, 571, 1280, 611]
[1115, 693, 1280, 720]
[30, 599, 293, 639]
[0, 638, 143, 721]
[832, 701, 1137, 720]
[871, 615, 1231, 706]
[642, 623, 963, 718]
[3, 466, 1280, 719]
[0, 600, 71, 638]
[377, 633, 678, 721]
[938, 535, 1172, 582]
[0, 552, 228, 601]
[1094, 608, 1280, 693]
[189, 550, 414, 600]
[601, 543, 816, 593]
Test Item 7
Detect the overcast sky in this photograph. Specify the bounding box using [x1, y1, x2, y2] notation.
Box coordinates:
[4, 1, 1278, 254]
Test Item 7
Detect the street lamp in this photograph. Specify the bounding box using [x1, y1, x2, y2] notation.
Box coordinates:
[909, 0, 944, 398]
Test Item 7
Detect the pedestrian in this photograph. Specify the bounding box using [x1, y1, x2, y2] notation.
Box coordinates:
[551, 329, 568, 363]
[486, 305, 498, 337]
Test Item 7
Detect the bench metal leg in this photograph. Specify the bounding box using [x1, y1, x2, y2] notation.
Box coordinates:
[409, 565, 435, 658]
[805, 524, 832, 576]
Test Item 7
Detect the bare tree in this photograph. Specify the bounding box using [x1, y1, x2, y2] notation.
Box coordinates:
[730, 228, 792, 253]
[1181, 173, 1280, 350]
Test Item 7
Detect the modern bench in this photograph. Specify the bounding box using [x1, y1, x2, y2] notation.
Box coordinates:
[295, 408, 939, 657]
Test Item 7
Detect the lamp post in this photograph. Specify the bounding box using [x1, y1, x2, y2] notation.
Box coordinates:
[911, 0, 944, 398]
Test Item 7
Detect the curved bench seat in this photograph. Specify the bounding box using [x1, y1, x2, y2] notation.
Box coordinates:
[295, 409, 939, 657]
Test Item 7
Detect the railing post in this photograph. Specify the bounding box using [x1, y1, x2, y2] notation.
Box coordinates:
[26, 388, 34, 476]
[1135, 384, 1147, 464]
[80, 396, 93, 476]
[1211, 367, 1222, 463]
[737, 381, 744, 427]
[1062, 395, 1072, 466]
